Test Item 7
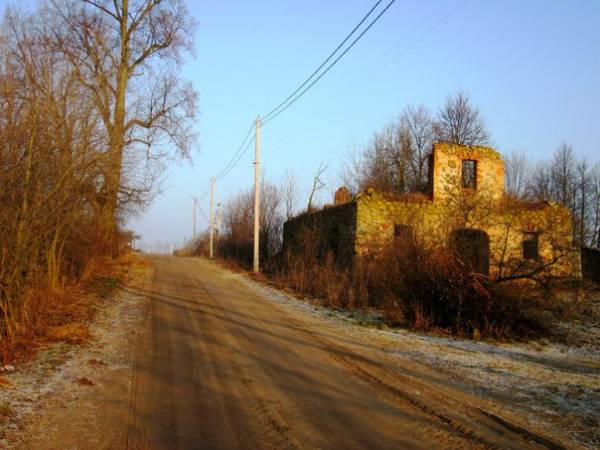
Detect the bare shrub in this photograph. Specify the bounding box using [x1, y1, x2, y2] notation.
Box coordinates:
[267, 228, 555, 340]
[369, 240, 551, 339]
[218, 181, 285, 268]
[265, 227, 353, 309]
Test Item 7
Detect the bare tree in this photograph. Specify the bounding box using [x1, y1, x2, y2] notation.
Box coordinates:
[282, 170, 299, 220]
[575, 159, 591, 247]
[0, 9, 108, 336]
[260, 183, 284, 257]
[590, 164, 600, 247]
[48, 0, 198, 251]
[361, 131, 396, 192]
[550, 142, 575, 208]
[341, 104, 433, 196]
[307, 162, 328, 211]
[526, 161, 552, 201]
[219, 182, 284, 264]
[355, 124, 411, 194]
[435, 91, 490, 146]
[339, 142, 364, 195]
[386, 125, 412, 193]
[505, 150, 531, 198]
[400, 104, 434, 191]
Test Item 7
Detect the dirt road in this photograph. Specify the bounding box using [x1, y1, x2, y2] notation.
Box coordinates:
[120, 255, 565, 450]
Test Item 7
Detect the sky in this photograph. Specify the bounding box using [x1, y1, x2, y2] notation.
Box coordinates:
[3, 0, 600, 250]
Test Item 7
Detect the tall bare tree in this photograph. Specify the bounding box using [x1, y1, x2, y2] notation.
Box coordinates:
[435, 91, 490, 146]
[575, 159, 590, 246]
[282, 169, 299, 220]
[505, 150, 531, 198]
[48, 0, 198, 251]
[526, 161, 552, 201]
[550, 142, 575, 208]
[353, 124, 411, 194]
[339, 144, 364, 195]
[220, 182, 284, 265]
[590, 164, 600, 247]
[400, 104, 434, 191]
[0, 9, 107, 336]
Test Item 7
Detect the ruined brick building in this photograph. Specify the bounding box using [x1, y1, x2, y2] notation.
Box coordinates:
[283, 143, 580, 278]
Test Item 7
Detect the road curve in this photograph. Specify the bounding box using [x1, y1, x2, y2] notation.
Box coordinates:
[125, 255, 562, 450]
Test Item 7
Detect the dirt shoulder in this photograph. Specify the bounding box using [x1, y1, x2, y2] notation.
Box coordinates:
[0, 256, 152, 449]
[224, 263, 600, 450]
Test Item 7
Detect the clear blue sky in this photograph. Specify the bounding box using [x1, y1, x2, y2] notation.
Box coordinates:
[4, 1, 600, 249]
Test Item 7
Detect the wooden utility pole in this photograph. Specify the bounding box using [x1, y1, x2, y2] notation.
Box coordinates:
[253, 116, 262, 273]
[209, 177, 215, 259]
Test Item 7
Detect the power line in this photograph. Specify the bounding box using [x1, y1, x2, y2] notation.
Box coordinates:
[261, 0, 386, 123]
[197, 205, 210, 223]
[196, 181, 211, 203]
[211, 0, 396, 185]
[266, 0, 468, 149]
[206, 0, 463, 188]
[217, 134, 256, 181]
[215, 122, 255, 181]
[262, 0, 398, 125]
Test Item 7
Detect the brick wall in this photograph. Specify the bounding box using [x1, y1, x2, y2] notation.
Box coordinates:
[282, 202, 357, 266]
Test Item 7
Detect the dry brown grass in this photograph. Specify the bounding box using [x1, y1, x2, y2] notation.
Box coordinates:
[261, 237, 578, 340]
[0, 402, 14, 421]
[0, 253, 140, 364]
[47, 324, 90, 345]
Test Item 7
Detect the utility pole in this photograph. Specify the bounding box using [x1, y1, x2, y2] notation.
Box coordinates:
[253, 116, 262, 273]
[209, 177, 215, 259]
[191, 196, 197, 241]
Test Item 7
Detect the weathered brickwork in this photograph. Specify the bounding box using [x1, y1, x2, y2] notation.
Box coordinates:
[283, 143, 579, 278]
[283, 202, 357, 266]
[431, 143, 505, 202]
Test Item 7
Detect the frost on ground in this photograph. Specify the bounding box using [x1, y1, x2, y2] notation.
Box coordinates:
[223, 266, 600, 450]
[0, 261, 151, 449]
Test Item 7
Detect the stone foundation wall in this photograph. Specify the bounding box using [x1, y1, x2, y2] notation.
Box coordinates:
[282, 202, 357, 266]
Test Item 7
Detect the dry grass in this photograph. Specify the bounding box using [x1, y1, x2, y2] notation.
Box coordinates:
[0, 402, 14, 424]
[0, 252, 142, 365]
[259, 237, 586, 341]
[47, 324, 90, 345]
